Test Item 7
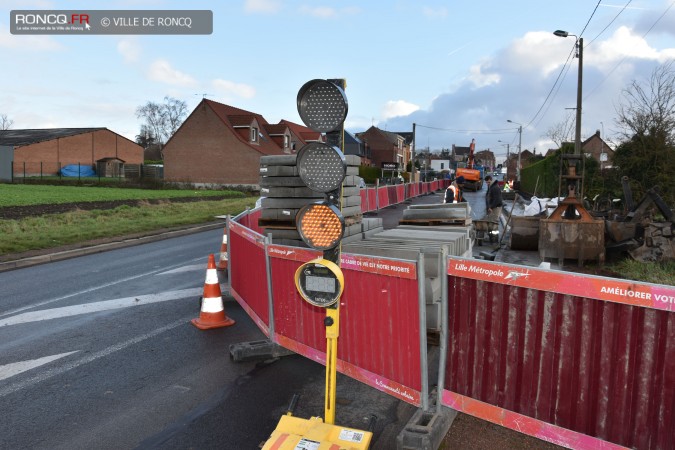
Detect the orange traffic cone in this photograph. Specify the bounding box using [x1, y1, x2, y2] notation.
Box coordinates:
[217, 228, 228, 271]
[192, 254, 235, 330]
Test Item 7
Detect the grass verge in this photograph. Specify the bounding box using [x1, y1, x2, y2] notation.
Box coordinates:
[0, 184, 242, 207]
[605, 259, 675, 285]
[0, 197, 256, 255]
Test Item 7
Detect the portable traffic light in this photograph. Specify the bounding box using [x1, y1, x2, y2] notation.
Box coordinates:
[296, 202, 345, 251]
[263, 78, 373, 450]
[296, 142, 346, 193]
[296, 79, 348, 133]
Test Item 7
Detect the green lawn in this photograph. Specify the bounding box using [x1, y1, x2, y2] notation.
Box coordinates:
[0, 197, 257, 255]
[0, 184, 242, 207]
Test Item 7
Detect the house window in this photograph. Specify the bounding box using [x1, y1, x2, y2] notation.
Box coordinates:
[283, 135, 289, 149]
[250, 127, 258, 143]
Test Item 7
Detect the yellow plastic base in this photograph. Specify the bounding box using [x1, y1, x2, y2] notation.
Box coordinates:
[261, 415, 372, 450]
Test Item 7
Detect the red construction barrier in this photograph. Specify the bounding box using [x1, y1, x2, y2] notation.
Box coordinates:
[367, 187, 377, 212]
[377, 186, 389, 210]
[443, 257, 675, 450]
[396, 185, 405, 204]
[267, 245, 423, 405]
[359, 188, 369, 213]
[227, 220, 270, 334]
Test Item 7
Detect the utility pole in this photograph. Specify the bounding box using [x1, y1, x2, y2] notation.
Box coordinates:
[412, 122, 416, 182]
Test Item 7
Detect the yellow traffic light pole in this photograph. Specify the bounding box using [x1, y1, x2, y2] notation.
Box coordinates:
[324, 305, 340, 424]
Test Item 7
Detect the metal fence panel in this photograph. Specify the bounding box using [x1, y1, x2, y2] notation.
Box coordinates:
[228, 220, 270, 333]
[269, 247, 422, 405]
[443, 257, 675, 449]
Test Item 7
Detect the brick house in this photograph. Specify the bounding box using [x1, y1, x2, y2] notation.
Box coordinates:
[0, 128, 143, 179]
[355, 126, 408, 171]
[545, 131, 614, 168]
[581, 130, 614, 168]
[162, 99, 321, 186]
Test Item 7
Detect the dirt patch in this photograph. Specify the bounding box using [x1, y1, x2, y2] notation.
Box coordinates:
[0, 196, 234, 220]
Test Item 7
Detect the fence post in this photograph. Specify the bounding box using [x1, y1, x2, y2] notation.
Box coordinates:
[58, 162, 61, 181]
[78, 162, 81, 182]
[23, 161, 26, 183]
[11, 161, 14, 183]
[375, 178, 380, 212]
[40, 161, 43, 179]
[417, 250, 429, 412]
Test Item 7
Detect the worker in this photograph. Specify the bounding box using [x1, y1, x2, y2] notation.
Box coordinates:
[444, 176, 465, 203]
[484, 175, 503, 222]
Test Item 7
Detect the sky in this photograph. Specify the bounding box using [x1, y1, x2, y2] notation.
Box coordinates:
[1, 0, 674, 162]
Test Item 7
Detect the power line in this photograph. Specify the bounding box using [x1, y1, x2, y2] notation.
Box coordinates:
[414, 123, 516, 134]
[523, 1, 601, 128]
[584, 0, 675, 101]
[585, 0, 633, 47]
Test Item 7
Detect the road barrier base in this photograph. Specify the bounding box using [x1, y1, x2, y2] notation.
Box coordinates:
[396, 401, 457, 450]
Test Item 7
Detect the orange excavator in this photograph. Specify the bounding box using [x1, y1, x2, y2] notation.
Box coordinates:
[455, 138, 484, 191]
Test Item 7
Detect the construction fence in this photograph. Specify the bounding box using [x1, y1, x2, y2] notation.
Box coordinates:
[227, 179, 675, 450]
[6, 161, 163, 183]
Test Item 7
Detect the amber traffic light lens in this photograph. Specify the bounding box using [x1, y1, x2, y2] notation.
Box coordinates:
[297, 79, 348, 133]
[296, 202, 345, 250]
[297, 142, 346, 193]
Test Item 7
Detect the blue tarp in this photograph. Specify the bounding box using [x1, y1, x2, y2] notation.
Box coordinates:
[61, 164, 95, 177]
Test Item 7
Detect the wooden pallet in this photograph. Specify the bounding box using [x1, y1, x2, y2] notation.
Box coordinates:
[398, 217, 471, 226]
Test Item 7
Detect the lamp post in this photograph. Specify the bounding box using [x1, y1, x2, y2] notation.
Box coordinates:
[506, 120, 522, 181]
[554, 30, 583, 156]
[497, 139, 510, 160]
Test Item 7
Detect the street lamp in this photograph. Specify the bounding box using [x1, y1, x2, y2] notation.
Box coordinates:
[506, 120, 522, 181]
[554, 29, 583, 156]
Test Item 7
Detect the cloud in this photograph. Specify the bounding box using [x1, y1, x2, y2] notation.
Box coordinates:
[244, 0, 282, 14]
[382, 26, 675, 153]
[117, 39, 141, 64]
[147, 60, 197, 87]
[0, 24, 63, 51]
[466, 63, 501, 88]
[382, 100, 420, 120]
[422, 6, 448, 19]
[211, 79, 256, 100]
[298, 5, 360, 18]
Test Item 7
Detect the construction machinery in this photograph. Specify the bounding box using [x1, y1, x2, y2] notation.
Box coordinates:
[455, 138, 484, 191]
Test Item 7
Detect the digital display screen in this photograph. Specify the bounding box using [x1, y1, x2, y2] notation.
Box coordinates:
[305, 275, 336, 294]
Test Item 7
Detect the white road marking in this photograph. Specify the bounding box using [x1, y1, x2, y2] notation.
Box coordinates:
[157, 264, 209, 275]
[0, 288, 202, 327]
[0, 317, 189, 398]
[0, 257, 206, 319]
[0, 351, 79, 382]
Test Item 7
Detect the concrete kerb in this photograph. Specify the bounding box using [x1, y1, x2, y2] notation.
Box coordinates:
[0, 221, 226, 273]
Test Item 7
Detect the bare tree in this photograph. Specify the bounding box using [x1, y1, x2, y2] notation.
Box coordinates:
[135, 96, 188, 158]
[544, 111, 576, 148]
[1, 113, 13, 131]
[613, 62, 675, 205]
[615, 61, 675, 145]
[163, 97, 188, 137]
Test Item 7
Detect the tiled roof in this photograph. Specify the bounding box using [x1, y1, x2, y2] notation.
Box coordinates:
[0, 127, 107, 147]
[227, 115, 255, 127]
[264, 124, 287, 135]
[279, 120, 322, 143]
[204, 100, 281, 155]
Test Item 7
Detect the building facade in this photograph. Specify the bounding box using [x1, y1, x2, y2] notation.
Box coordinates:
[0, 128, 143, 178]
[162, 99, 321, 186]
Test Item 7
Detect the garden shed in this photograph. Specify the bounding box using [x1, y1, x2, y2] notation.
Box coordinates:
[96, 157, 125, 177]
